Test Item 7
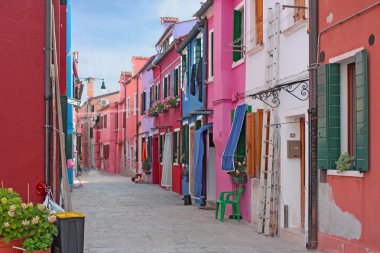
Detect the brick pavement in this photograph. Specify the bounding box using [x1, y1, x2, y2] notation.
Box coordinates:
[72, 171, 317, 253]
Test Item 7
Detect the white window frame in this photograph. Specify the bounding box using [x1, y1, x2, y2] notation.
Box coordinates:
[208, 29, 214, 80]
[173, 128, 180, 165]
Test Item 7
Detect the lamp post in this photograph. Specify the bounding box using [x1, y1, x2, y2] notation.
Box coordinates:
[75, 77, 106, 90]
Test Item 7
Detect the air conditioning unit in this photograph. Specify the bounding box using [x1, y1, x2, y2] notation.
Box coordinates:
[100, 99, 109, 107]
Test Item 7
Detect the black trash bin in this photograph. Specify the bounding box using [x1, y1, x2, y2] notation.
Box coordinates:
[52, 212, 85, 253]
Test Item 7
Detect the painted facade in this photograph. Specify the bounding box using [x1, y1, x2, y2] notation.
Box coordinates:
[245, 0, 310, 240]
[316, 1, 380, 252]
[0, 0, 67, 202]
[150, 18, 196, 194]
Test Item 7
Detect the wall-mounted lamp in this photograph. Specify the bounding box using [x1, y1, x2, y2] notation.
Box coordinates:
[75, 77, 106, 90]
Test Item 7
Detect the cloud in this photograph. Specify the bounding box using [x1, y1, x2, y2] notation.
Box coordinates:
[156, 0, 201, 20]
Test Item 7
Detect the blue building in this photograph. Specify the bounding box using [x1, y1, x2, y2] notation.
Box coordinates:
[177, 20, 214, 206]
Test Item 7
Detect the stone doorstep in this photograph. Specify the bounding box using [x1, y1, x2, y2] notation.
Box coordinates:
[280, 227, 306, 246]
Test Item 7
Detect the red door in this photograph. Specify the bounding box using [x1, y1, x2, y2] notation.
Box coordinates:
[152, 136, 159, 184]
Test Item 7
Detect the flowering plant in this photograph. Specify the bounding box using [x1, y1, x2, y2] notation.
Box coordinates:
[228, 155, 248, 184]
[164, 97, 179, 109]
[0, 188, 58, 252]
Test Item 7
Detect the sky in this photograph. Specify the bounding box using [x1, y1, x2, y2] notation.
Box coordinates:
[72, 0, 201, 98]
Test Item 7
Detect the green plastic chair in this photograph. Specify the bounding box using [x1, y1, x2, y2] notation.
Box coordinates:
[215, 186, 245, 222]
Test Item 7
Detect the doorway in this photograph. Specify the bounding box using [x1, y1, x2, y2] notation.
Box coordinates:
[189, 125, 195, 195]
[152, 136, 159, 184]
[207, 131, 216, 201]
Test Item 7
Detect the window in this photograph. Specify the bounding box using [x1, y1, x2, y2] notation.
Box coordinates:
[141, 91, 146, 115]
[115, 113, 118, 130]
[317, 49, 369, 172]
[155, 83, 160, 101]
[103, 144, 110, 159]
[294, 0, 305, 23]
[159, 134, 164, 163]
[99, 116, 103, 129]
[90, 128, 93, 138]
[233, 7, 244, 62]
[134, 93, 137, 115]
[172, 67, 180, 97]
[127, 97, 130, 118]
[182, 52, 188, 87]
[195, 38, 202, 64]
[163, 75, 170, 99]
[150, 85, 154, 106]
[123, 111, 126, 128]
[250, 0, 263, 45]
[103, 114, 107, 129]
[209, 30, 214, 78]
[173, 131, 180, 164]
[91, 105, 95, 112]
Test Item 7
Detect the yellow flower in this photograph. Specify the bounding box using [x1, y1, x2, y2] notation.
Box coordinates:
[28, 202, 33, 208]
[32, 216, 40, 225]
[21, 203, 27, 209]
[7, 211, 15, 217]
[37, 204, 45, 211]
[1, 197, 7, 204]
[7, 188, 13, 193]
[9, 205, 16, 211]
[47, 216, 57, 223]
[22, 220, 30, 226]
[4, 222, 10, 228]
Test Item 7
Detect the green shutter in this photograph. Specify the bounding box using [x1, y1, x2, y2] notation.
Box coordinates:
[172, 69, 176, 97]
[175, 68, 179, 97]
[167, 75, 170, 98]
[317, 64, 341, 170]
[164, 77, 167, 98]
[231, 108, 246, 162]
[355, 49, 369, 171]
[182, 54, 187, 89]
[173, 132, 177, 161]
[196, 120, 201, 130]
[148, 136, 152, 158]
[233, 10, 242, 62]
[155, 84, 159, 101]
[182, 124, 189, 164]
[196, 38, 201, 64]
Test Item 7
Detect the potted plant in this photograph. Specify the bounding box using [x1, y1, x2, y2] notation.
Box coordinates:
[228, 156, 247, 184]
[142, 157, 152, 183]
[335, 152, 355, 173]
[0, 187, 58, 253]
[147, 107, 158, 117]
[164, 97, 179, 109]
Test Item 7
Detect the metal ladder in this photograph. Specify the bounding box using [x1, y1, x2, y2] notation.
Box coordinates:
[265, 3, 280, 88]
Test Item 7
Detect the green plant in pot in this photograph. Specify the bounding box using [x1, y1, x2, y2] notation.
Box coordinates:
[0, 188, 58, 252]
[143, 157, 152, 175]
[228, 155, 247, 184]
[335, 152, 355, 173]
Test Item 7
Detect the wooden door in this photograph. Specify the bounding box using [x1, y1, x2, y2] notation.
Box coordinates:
[152, 136, 159, 184]
[300, 117, 306, 231]
[189, 126, 195, 194]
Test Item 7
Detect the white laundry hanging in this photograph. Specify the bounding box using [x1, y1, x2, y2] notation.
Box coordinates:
[161, 132, 173, 187]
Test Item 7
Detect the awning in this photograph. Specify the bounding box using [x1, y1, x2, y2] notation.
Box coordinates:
[222, 104, 247, 171]
[193, 124, 213, 204]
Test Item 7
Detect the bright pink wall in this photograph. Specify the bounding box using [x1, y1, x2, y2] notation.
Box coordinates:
[318, 1, 380, 252]
[212, 0, 250, 221]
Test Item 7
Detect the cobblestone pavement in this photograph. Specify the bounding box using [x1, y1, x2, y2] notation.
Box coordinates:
[72, 171, 316, 253]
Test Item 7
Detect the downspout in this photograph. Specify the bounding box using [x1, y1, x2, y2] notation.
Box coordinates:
[307, 0, 318, 249]
[45, 0, 52, 185]
[136, 75, 139, 170]
[124, 82, 127, 161]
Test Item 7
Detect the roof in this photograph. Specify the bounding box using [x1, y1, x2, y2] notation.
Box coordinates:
[155, 25, 174, 47]
[132, 56, 151, 60]
[193, 0, 213, 18]
[150, 42, 177, 67]
[122, 56, 156, 85]
[176, 21, 205, 53]
[91, 91, 119, 100]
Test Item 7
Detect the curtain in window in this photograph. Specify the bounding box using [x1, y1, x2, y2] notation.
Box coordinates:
[161, 133, 173, 187]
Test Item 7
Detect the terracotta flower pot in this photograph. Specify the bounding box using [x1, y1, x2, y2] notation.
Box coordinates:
[0, 237, 24, 253]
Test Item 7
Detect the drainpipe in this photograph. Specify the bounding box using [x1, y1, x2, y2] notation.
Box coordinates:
[45, 0, 52, 185]
[124, 82, 127, 161]
[307, 0, 318, 249]
[136, 75, 139, 170]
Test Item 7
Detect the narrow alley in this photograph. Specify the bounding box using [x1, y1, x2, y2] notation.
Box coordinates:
[72, 171, 315, 253]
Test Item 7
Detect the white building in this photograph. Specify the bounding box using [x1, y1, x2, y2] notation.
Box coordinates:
[244, 0, 309, 242]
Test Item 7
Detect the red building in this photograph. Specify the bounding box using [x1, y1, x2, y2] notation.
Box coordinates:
[316, 1, 380, 252]
[122, 57, 149, 176]
[0, 0, 67, 202]
[149, 18, 196, 194]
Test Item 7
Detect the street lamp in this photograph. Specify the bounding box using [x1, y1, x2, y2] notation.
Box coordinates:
[75, 77, 106, 89]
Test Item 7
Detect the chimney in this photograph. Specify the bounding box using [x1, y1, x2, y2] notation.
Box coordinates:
[119, 71, 132, 101]
[87, 78, 94, 99]
[160, 17, 179, 30]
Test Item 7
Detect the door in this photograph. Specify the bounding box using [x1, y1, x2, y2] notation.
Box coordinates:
[189, 126, 195, 195]
[300, 117, 306, 231]
[152, 136, 159, 184]
[207, 132, 216, 201]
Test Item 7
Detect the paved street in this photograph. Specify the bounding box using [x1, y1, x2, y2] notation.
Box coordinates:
[72, 171, 314, 253]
